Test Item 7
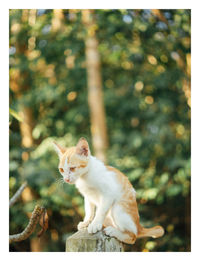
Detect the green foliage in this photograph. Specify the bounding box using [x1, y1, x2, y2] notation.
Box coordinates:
[9, 9, 190, 252]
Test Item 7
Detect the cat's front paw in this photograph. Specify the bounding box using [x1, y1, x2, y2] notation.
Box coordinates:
[88, 221, 103, 234]
[77, 221, 90, 230]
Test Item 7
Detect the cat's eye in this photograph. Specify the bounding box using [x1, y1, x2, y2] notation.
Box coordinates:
[70, 167, 76, 172]
[59, 168, 64, 173]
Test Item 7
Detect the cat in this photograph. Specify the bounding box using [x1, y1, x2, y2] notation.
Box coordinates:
[53, 137, 164, 244]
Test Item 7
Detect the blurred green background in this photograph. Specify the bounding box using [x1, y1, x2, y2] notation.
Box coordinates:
[9, 9, 191, 252]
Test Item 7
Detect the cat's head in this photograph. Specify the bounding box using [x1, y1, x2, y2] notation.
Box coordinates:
[53, 137, 90, 184]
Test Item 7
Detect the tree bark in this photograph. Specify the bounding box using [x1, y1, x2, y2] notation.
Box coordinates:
[82, 10, 108, 163]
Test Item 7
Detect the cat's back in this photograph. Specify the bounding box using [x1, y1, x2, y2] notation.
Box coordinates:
[106, 165, 134, 190]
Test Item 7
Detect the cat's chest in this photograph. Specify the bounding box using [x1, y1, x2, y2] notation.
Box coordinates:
[75, 178, 100, 204]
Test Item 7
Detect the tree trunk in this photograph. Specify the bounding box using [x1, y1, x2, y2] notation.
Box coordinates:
[10, 9, 36, 148]
[51, 9, 64, 32]
[82, 10, 108, 163]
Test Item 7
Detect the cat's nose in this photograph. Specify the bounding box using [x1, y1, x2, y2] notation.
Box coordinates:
[59, 168, 64, 173]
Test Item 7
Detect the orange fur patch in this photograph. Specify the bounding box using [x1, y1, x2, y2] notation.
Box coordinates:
[106, 166, 141, 234]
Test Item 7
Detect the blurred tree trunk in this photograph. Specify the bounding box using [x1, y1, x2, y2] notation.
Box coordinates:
[51, 9, 64, 32]
[10, 9, 36, 148]
[82, 10, 108, 163]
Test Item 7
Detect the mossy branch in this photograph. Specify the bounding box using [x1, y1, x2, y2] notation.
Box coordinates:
[9, 205, 46, 244]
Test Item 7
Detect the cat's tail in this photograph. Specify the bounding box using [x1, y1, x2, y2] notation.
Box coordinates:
[137, 225, 164, 238]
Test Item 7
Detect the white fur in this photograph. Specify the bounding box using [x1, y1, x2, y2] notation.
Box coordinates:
[75, 156, 138, 236]
[75, 156, 122, 204]
[64, 158, 68, 169]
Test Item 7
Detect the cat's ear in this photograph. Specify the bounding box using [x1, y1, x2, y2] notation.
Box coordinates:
[76, 137, 90, 158]
[53, 141, 66, 158]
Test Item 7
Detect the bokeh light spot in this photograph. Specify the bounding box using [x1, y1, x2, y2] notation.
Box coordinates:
[135, 81, 144, 91]
[67, 91, 77, 101]
[147, 55, 157, 65]
[145, 96, 154, 104]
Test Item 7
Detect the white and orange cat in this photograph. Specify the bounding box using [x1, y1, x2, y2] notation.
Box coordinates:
[53, 137, 164, 244]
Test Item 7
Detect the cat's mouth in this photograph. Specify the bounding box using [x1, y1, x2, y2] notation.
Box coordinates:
[64, 178, 74, 184]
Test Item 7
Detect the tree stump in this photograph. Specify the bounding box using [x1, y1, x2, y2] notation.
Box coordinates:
[66, 229, 124, 252]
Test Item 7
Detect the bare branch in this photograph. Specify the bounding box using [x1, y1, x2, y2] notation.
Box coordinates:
[9, 205, 45, 244]
[9, 181, 27, 208]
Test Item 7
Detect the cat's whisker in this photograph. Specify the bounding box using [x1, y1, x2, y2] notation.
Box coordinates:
[55, 177, 65, 188]
[57, 178, 64, 184]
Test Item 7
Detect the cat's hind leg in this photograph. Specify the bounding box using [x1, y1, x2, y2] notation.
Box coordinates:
[104, 203, 138, 244]
[104, 226, 136, 244]
[112, 204, 138, 234]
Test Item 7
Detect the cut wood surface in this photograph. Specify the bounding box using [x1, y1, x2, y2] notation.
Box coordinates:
[66, 229, 124, 252]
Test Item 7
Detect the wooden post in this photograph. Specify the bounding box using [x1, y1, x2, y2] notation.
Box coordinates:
[66, 229, 124, 252]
